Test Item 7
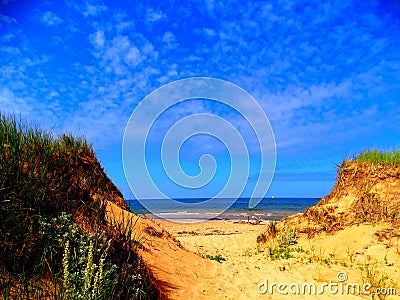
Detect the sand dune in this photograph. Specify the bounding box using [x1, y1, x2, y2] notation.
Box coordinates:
[107, 201, 389, 299]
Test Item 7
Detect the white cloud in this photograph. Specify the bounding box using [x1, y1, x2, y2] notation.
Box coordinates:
[0, 14, 16, 25]
[124, 46, 141, 66]
[0, 88, 32, 116]
[91, 30, 105, 48]
[0, 45, 21, 56]
[47, 91, 59, 99]
[41, 11, 63, 26]
[161, 31, 175, 43]
[160, 31, 178, 50]
[204, 0, 215, 16]
[84, 4, 107, 17]
[115, 21, 135, 33]
[146, 8, 166, 22]
[203, 28, 216, 37]
[100, 35, 144, 73]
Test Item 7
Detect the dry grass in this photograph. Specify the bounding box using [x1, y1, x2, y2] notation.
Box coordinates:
[0, 113, 158, 299]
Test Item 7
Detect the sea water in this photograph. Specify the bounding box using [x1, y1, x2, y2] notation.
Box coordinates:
[126, 198, 319, 221]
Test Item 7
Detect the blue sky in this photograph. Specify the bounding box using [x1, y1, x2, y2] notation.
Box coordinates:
[1, 0, 399, 199]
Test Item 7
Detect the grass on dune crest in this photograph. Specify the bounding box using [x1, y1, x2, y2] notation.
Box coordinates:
[353, 150, 400, 165]
[0, 113, 158, 299]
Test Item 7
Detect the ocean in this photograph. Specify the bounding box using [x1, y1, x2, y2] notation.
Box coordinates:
[126, 197, 320, 221]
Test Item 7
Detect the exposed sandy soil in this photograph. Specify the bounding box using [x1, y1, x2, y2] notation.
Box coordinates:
[106, 201, 400, 299]
[159, 220, 400, 300]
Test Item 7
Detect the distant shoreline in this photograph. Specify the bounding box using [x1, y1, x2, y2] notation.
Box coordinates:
[126, 197, 320, 221]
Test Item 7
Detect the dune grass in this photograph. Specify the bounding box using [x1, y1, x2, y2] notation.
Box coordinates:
[354, 150, 400, 165]
[0, 113, 157, 299]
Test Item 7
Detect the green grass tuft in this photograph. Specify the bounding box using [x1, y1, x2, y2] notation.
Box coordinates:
[204, 254, 226, 263]
[276, 227, 297, 248]
[354, 150, 400, 165]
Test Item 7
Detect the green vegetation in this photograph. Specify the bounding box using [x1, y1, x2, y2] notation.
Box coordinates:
[256, 219, 278, 245]
[276, 227, 297, 248]
[354, 150, 400, 165]
[204, 254, 226, 263]
[268, 246, 304, 260]
[42, 214, 120, 299]
[267, 220, 278, 237]
[360, 263, 398, 300]
[263, 227, 300, 260]
[0, 113, 157, 299]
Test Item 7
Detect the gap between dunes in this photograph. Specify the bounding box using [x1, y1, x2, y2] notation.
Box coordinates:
[105, 201, 374, 300]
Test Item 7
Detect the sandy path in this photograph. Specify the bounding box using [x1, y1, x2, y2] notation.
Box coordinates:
[106, 202, 378, 299]
[158, 220, 366, 300]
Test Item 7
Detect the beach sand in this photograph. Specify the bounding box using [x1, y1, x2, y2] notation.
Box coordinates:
[156, 219, 370, 300]
[107, 201, 400, 299]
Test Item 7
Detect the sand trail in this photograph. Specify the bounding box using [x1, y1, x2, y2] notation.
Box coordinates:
[105, 202, 376, 299]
